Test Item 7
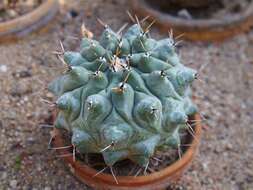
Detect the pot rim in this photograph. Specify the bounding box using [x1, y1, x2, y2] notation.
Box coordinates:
[131, 0, 253, 30]
[0, 0, 59, 37]
[53, 114, 202, 186]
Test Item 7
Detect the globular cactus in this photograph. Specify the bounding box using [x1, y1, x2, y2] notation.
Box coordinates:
[49, 22, 198, 167]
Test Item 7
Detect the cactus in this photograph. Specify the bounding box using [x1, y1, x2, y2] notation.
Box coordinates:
[49, 22, 198, 167]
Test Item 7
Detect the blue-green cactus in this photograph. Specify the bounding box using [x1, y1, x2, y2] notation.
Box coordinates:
[49, 23, 198, 167]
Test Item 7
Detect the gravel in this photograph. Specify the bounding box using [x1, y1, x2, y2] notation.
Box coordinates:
[0, 0, 42, 22]
[0, 0, 253, 190]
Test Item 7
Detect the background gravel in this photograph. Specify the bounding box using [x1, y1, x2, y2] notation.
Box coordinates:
[0, 0, 253, 189]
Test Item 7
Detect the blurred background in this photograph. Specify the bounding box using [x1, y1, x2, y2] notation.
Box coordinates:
[0, 0, 252, 189]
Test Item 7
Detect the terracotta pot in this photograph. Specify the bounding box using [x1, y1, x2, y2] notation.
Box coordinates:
[130, 0, 253, 41]
[0, 0, 59, 42]
[52, 114, 202, 190]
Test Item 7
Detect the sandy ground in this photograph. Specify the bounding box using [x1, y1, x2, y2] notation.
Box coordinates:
[0, 0, 253, 189]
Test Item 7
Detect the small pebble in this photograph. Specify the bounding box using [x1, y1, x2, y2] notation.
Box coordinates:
[0, 65, 7, 72]
[1, 172, 7, 180]
[9, 180, 17, 188]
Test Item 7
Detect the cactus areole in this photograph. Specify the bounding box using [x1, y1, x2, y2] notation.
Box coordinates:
[49, 23, 198, 167]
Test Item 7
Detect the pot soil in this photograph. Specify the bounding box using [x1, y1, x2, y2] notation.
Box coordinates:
[130, 0, 253, 41]
[0, 0, 59, 42]
[52, 114, 202, 190]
